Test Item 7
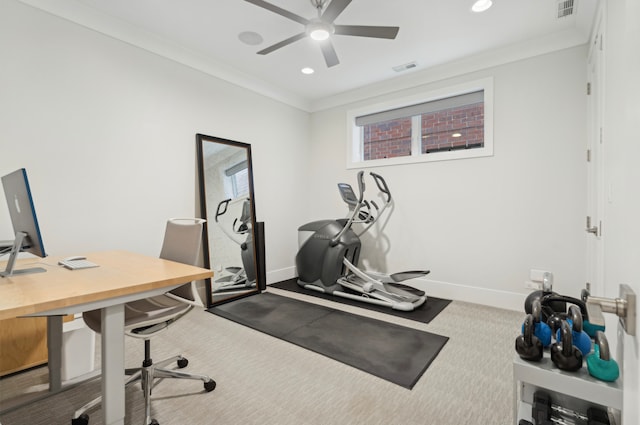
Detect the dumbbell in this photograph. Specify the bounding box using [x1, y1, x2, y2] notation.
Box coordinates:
[516, 314, 543, 362]
[550, 320, 582, 371]
[532, 391, 610, 425]
[586, 331, 620, 382]
[522, 299, 552, 347]
[555, 305, 592, 356]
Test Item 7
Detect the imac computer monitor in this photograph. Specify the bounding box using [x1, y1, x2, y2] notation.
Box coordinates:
[1, 168, 47, 277]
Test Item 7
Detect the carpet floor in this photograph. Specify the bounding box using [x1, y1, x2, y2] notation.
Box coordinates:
[0, 287, 523, 425]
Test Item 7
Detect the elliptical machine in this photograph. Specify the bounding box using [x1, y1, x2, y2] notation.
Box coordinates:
[295, 171, 429, 311]
[212, 198, 256, 293]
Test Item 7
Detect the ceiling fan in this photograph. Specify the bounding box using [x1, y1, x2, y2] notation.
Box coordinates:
[244, 0, 400, 68]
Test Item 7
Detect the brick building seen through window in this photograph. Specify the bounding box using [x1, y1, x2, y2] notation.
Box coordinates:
[362, 102, 484, 161]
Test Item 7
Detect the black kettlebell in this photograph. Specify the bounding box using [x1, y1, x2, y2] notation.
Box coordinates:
[550, 320, 583, 371]
[555, 305, 592, 356]
[546, 312, 568, 336]
[524, 291, 567, 321]
[515, 314, 543, 362]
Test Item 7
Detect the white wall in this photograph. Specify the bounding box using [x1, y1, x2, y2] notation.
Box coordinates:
[0, 2, 593, 314]
[309, 46, 588, 311]
[0, 0, 309, 281]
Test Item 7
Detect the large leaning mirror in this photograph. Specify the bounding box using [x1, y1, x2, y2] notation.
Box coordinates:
[196, 134, 263, 307]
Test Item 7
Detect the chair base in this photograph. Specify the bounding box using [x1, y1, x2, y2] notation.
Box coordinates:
[72, 354, 215, 425]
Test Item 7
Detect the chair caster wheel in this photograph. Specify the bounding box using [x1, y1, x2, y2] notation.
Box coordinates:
[177, 358, 188, 368]
[71, 413, 89, 425]
[204, 379, 216, 392]
[149, 420, 159, 425]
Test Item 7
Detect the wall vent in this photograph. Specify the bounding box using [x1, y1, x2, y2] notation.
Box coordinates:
[557, 0, 575, 18]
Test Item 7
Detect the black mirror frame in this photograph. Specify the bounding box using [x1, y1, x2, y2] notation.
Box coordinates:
[196, 133, 263, 307]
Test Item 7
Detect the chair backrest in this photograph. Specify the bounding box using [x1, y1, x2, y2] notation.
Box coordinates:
[160, 218, 205, 303]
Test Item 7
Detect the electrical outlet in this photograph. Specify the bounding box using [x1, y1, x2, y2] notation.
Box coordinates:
[530, 269, 551, 283]
[524, 280, 541, 290]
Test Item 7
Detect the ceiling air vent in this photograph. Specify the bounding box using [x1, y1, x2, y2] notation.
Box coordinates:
[392, 61, 418, 73]
[557, 0, 575, 18]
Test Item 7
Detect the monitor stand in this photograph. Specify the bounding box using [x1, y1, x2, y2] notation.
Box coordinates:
[0, 232, 47, 277]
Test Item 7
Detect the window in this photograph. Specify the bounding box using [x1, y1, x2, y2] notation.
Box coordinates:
[347, 78, 493, 168]
[225, 160, 249, 199]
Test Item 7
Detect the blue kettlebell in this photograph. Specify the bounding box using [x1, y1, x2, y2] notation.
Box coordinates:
[522, 299, 552, 347]
[556, 305, 592, 356]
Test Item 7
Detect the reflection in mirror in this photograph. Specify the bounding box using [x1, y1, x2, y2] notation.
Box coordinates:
[196, 134, 261, 306]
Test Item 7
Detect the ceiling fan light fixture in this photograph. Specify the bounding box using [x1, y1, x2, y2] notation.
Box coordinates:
[310, 28, 330, 40]
[471, 0, 493, 13]
[307, 20, 334, 41]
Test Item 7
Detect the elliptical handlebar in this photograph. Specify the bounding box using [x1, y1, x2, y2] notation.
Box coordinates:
[214, 198, 246, 245]
[370, 172, 391, 203]
[356, 170, 365, 203]
[215, 199, 231, 222]
[355, 172, 392, 236]
[330, 171, 366, 246]
[331, 171, 393, 244]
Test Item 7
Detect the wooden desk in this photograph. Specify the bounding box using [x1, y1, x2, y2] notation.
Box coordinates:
[0, 250, 213, 425]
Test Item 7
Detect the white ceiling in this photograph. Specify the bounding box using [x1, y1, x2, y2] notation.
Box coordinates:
[20, 0, 597, 111]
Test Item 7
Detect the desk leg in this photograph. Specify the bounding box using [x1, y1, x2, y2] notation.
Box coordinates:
[47, 316, 63, 392]
[101, 304, 125, 425]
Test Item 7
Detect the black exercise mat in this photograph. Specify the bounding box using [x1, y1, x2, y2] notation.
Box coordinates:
[269, 278, 451, 324]
[207, 292, 449, 389]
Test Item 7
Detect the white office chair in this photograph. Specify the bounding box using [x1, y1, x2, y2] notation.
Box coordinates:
[72, 218, 216, 425]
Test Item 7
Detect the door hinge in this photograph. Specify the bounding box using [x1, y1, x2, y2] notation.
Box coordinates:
[587, 149, 591, 162]
[586, 216, 601, 237]
[600, 127, 603, 144]
[587, 82, 591, 95]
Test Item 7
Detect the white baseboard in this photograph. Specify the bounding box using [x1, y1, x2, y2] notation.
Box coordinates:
[417, 278, 525, 312]
[266, 266, 297, 285]
[267, 267, 525, 312]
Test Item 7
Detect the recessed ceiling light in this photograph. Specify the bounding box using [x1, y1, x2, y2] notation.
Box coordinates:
[301, 67, 315, 75]
[471, 0, 493, 13]
[238, 31, 264, 46]
[452, 133, 462, 138]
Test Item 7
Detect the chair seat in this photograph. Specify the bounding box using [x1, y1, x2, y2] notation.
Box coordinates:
[83, 294, 191, 335]
[73, 218, 214, 425]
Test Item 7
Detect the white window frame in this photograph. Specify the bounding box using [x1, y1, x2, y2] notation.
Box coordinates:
[224, 160, 250, 199]
[346, 77, 494, 169]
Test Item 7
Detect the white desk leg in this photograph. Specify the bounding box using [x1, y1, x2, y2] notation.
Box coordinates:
[101, 304, 125, 425]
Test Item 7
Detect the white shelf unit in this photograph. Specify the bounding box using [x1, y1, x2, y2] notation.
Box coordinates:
[513, 353, 622, 424]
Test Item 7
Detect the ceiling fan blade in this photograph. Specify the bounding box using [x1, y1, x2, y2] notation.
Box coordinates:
[334, 25, 399, 39]
[319, 40, 339, 68]
[257, 32, 306, 55]
[244, 0, 310, 25]
[321, 0, 352, 23]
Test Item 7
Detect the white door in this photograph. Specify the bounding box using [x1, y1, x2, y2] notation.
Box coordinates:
[586, 9, 605, 297]
[594, 1, 640, 423]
